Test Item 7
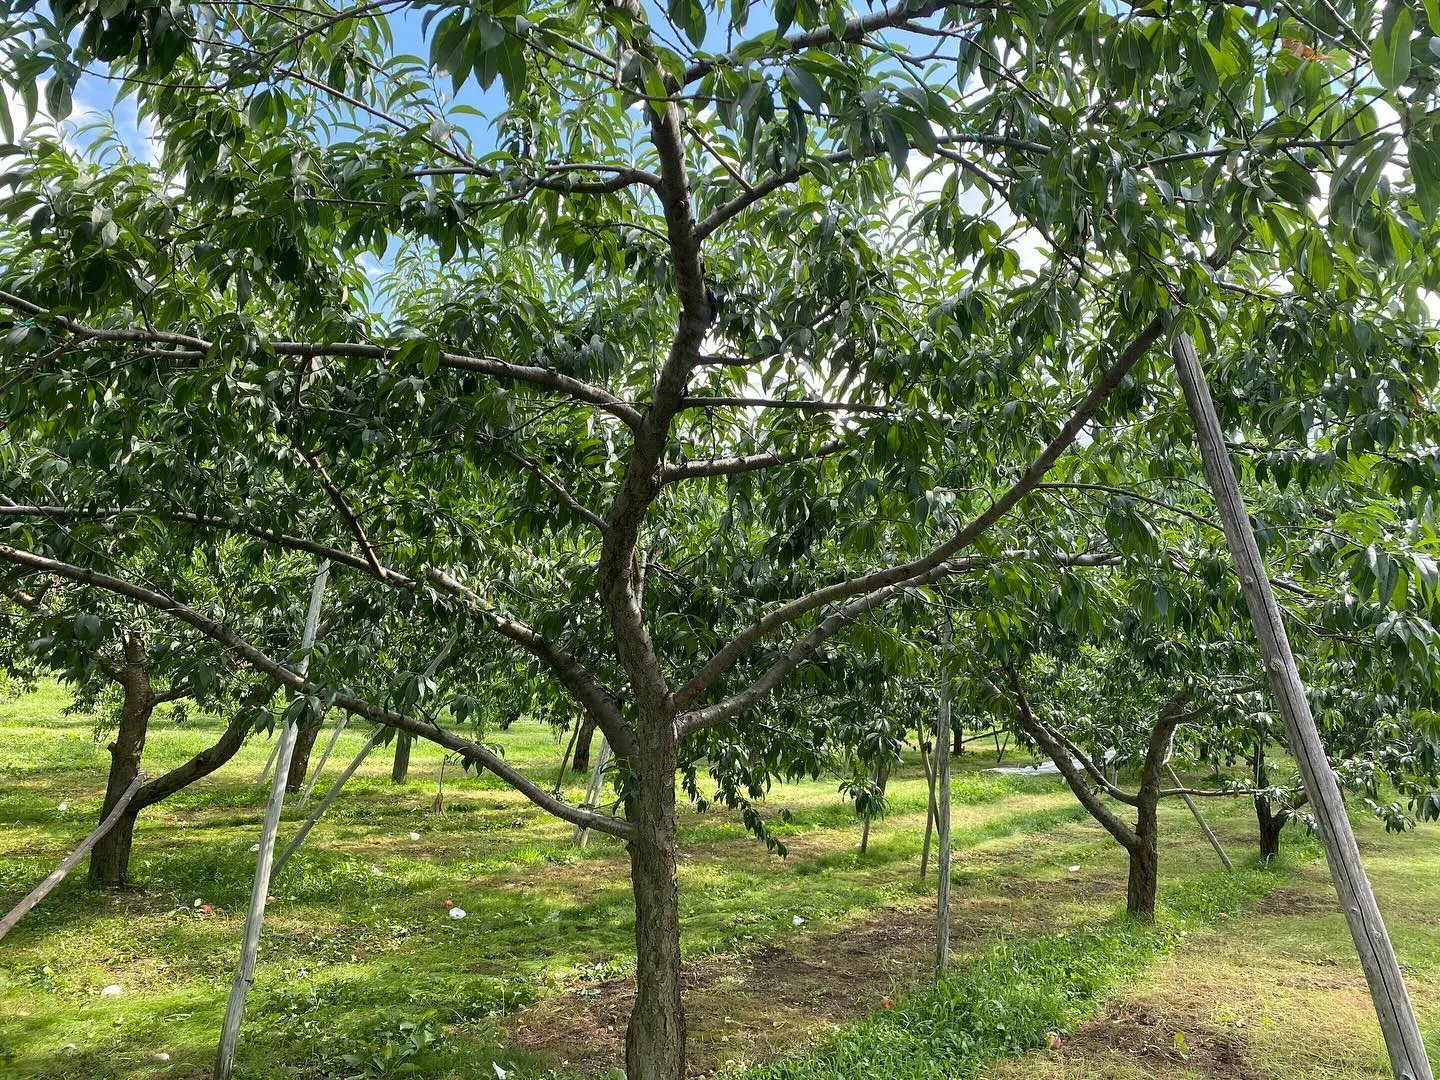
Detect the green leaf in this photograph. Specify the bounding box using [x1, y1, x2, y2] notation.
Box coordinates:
[1371, 7, 1412, 90]
[783, 64, 826, 114]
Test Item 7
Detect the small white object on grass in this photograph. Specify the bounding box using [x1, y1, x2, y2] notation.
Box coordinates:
[1067, 865, 1081, 873]
[152, 1052, 171, 1062]
[57, 802, 68, 812]
[370, 865, 382, 876]
[249, 843, 261, 853]
[409, 832, 420, 841]
[493, 1063, 508, 1079]
[100, 984, 123, 997]
[448, 907, 467, 920]
[791, 915, 805, 926]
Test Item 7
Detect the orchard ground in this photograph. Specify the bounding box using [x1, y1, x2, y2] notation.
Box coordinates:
[0, 683, 1436, 1079]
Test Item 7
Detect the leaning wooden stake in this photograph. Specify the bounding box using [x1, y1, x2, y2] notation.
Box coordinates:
[272, 728, 384, 879]
[1173, 331, 1432, 1080]
[296, 713, 348, 810]
[934, 601, 953, 978]
[573, 735, 613, 848]
[215, 561, 329, 1080]
[0, 772, 147, 941]
[919, 732, 939, 879]
[255, 738, 280, 790]
[1164, 763, 1233, 872]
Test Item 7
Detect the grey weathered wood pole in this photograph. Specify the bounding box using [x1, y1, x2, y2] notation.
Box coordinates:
[272, 727, 384, 879]
[0, 771, 146, 941]
[215, 561, 330, 1080]
[1164, 763, 1233, 871]
[1172, 330, 1432, 1080]
[919, 731, 938, 879]
[934, 599, 953, 977]
[296, 713, 348, 810]
[574, 734, 613, 848]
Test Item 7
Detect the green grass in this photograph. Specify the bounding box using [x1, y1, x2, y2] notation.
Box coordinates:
[1, 682, 1436, 1080]
[732, 859, 1309, 1080]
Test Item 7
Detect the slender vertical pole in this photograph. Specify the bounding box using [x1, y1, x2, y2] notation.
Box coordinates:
[273, 727, 384, 879]
[215, 561, 329, 1080]
[934, 600, 953, 978]
[296, 713, 349, 810]
[574, 735, 613, 848]
[1172, 331, 1431, 1080]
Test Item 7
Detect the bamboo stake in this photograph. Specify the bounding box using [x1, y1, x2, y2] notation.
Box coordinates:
[935, 600, 953, 977]
[215, 561, 329, 1080]
[296, 713, 349, 810]
[0, 772, 147, 941]
[1173, 330, 1431, 1080]
[272, 727, 384, 879]
[573, 735, 613, 848]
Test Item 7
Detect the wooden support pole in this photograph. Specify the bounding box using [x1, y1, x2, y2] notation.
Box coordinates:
[215, 562, 329, 1080]
[256, 738, 280, 790]
[296, 713, 348, 810]
[553, 718, 583, 794]
[1165, 763, 1233, 872]
[1172, 331, 1432, 1080]
[919, 732, 938, 880]
[0, 772, 147, 941]
[272, 727, 384, 879]
[573, 735, 613, 848]
[935, 601, 953, 977]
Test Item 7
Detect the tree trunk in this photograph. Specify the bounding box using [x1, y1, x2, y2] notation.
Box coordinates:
[1126, 802, 1159, 920]
[624, 724, 685, 1080]
[572, 713, 598, 773]
[391, 732, 412, 783]
[1256, 796, 1288, 862]
[285, 714, 326, 793]
[1253, 744, 1289, 862]
[88, 633, 155, 888]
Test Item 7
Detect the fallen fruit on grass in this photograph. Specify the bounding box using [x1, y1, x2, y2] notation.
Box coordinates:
[199, 904, 213, 915]
[443, 899, 454, 909]
[1047, 1031, 1063, 1050]
[879, 996, 893, 1008]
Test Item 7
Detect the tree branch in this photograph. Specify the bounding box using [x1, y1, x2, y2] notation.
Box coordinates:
[295, 447, 389, 580]
[0, 504, 631, 757]
[1001, 668, 1139, 849]
[0, 291, 642, 428]
[0, 543, 633, 838]
[660, 440, 848, 482]
[674, 313, 1167, 713]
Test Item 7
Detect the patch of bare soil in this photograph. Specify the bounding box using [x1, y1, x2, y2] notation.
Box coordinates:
[1251, 886, 1337, 917]
[1063, 999, 1253, 1079]
[501, 897, 1072, 1076]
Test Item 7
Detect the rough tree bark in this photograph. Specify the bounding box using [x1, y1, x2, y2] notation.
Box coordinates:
[571, 713, 598, 773]
[88, 632, 156, 888]
[624, 719, 685, 1080]
[285, 713, 326, 793]
[391, 732, 412, 783]
[1252, 743, 1301, 862]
